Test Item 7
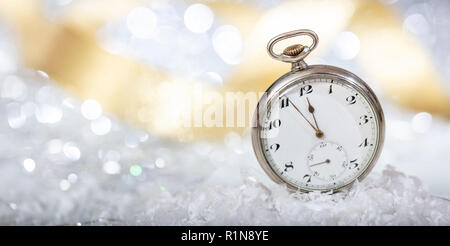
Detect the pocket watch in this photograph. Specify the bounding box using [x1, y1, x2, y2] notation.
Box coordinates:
[251, 29, 385, 193]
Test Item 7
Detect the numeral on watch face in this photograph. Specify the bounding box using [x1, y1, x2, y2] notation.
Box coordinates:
[299, 85, 313, 96]
[359, 115, 369, 125]
[265, 119, 281, 130]
[303, 174, 312, 183]
[359, 138, 369, 147]
[346, 95, 357, 104]
[349, 159, 359, 169]
[284, 161, 294, 172]
[268, 143, 280, 152]
[280, 97, 289, 109]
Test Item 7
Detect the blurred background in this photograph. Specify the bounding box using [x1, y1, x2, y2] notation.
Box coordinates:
[1, 0, 450, 225]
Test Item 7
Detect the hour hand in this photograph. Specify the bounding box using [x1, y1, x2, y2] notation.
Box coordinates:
[306, 97, 324, 138]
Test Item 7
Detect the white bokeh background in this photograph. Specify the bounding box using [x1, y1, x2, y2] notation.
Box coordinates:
[0, 0, 450, 225]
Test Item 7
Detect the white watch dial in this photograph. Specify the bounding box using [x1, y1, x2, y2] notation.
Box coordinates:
[260, 76, 380, 191]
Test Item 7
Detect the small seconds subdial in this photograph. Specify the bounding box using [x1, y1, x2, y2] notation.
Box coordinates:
[307, 141, 348, 182]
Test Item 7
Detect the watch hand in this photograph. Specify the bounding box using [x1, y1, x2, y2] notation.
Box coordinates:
[287, 98, 319, 133]
[306, 97, 324, 138]
[310, 159, 330, 167]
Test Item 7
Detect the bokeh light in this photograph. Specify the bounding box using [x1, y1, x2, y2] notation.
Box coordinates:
[81, 99, 102, 120]
[411, 112, 433, 134]
[127, 7, 158, 39]
[23, 158, 36, 173]
[212, 25, 243, 65]
[129, 165, 142, 176]
[59, 179, 71, 191]
[91, 116, 112, 136]
[63, 142, 81, 161]
[103, 161, 121, 175]
[35, 104, 63, 124]
[184, 4, 214, 33]
[334, 31, 360, 60]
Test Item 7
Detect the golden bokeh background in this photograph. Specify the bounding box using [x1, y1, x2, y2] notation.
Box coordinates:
[1, 0, 449, 141]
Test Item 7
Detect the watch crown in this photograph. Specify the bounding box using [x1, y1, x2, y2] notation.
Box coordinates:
[283, 44, 305, 56]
